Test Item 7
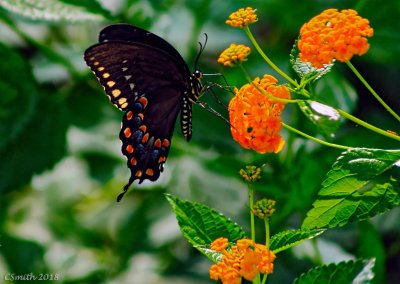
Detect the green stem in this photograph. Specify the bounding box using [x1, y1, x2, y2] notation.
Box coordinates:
[346, 61, 400, 123]
[261, 219, 270, 284]
[240, 64, 299, 104]
[264, 218, 270, 248]
[311, 238, 323, 265]
[261, 274, 268, 284]
[282, 123, 351, 150]
[244, 26, 297, 85]
[248, 183, 260, 284]
[337, 109, 400, 142]
[248, 183, 256, 242]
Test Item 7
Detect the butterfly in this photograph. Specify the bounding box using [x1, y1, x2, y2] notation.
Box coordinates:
[84, 24, 203, 201]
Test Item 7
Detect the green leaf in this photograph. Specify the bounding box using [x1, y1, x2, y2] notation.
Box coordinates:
[302, 148, 400, 229]
[0, 95, 69, 193]
[0, 42, 38, 150]
[0, 0, 109, 22]
[294, 258, 375, 284]
[290, 39, 334, 82]
[165, 194, 247, 261]
[270, 229, 325, 254]
[298, 100, 341, 139]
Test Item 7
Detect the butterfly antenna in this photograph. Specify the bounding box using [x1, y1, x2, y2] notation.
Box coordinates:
[194, 33, 208, 71]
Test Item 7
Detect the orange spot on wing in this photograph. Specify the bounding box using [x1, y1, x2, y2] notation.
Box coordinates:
[139, 125, 147, 132]
[124, 128, 131, 138]
[127, 111, 133, 120]
[154, 138, 162, 148]
[138, 97, 148, 108]
[145, 168, 154, 176]
[130, 157, 137, 166]
[158, 156, 166, 163]
[135, 170, 142, 177]
[138, 113, 144, 119]
[142, 133, 149, 143]
[126, 144, 134, 154]
[162, 139, 170, 148]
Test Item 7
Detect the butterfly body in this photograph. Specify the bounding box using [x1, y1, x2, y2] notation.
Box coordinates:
[84, 24, 202, 200]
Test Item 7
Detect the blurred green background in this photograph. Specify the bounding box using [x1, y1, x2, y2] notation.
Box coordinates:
[0, 0, 399, 283]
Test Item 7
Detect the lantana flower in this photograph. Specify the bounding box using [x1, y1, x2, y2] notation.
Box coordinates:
[226, 7, 258, 28]
[209, 238, 276, 284]
[218, 44, 251, 67]
[298, 8, 374, 68]
[228, 75, 290, 154]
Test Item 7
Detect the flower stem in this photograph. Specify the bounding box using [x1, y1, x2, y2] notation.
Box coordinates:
[346, 61, 400, 123]
[248, 183, 261, 284]
[240, 64, 299, 104]
[248, 183, 256, 242]
[264, 218, 270, 248]
[244, 26, 297, 86]
[311, 238, 323, 265]
[282, 123, 351, 150]
[337, 109, 400, 142]
[261, 219, 271, 284]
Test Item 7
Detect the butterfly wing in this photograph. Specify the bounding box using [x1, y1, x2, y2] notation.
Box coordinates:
[84, 41, 191, 197]
[98, 24, 188, 70]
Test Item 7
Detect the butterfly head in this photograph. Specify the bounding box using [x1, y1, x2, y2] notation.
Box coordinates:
[193, 69, 203, 80]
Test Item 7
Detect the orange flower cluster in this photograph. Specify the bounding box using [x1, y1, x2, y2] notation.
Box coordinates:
[226, 7, 258, 28]
[209, 237, 276, 284]
[228, 75, 290, 154]
[218, 44, 251, 67]
[298, 9, 373, 68]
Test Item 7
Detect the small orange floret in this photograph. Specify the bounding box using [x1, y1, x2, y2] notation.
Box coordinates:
[298, 8, 374, 68]
[228, 75, 290, 154]
[218, 44, 251, 67]
[210, 237, 229, 252]
[226, 7, 258, 28]
[209, 238, 276, 284]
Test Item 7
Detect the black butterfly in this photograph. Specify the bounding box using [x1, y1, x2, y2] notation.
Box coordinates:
[84, 24, 203, 201]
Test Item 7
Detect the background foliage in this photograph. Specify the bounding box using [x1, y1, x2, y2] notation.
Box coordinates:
[0, 0, 399, 283]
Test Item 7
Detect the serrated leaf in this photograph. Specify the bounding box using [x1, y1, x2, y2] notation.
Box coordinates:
[298, 100, 341, 138]
[0, 42, 37, 150]
[294, 258, 375, 284]
[165, 194, 247, 261]
[0, 0, 109, 22]
[270, 229, 325, 254]
[290, 39, 334, 81]
[303, 148, 400, 229]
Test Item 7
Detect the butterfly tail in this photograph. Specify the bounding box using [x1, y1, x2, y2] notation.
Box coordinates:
[116, 177, 135, 202]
